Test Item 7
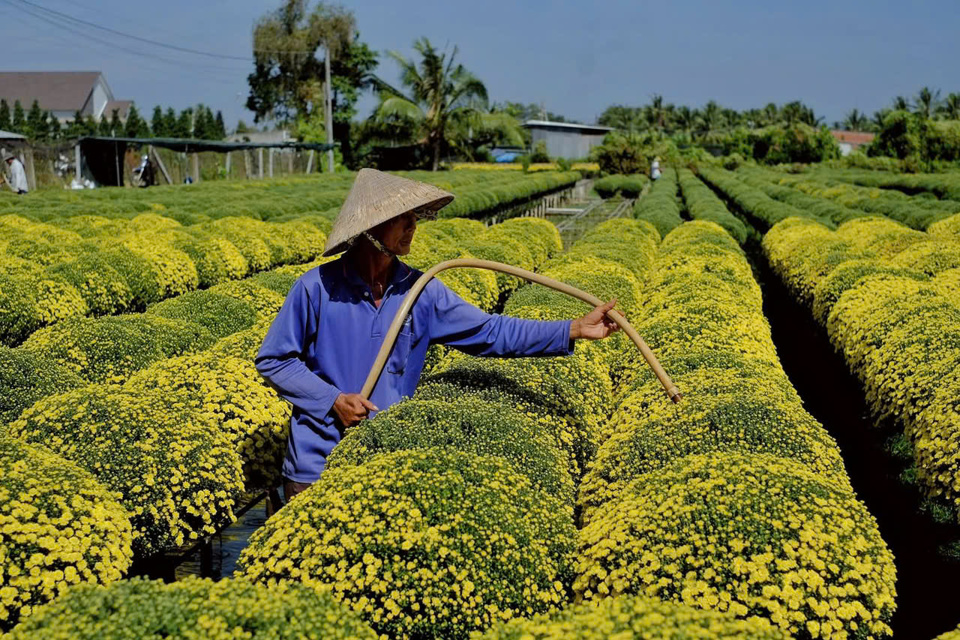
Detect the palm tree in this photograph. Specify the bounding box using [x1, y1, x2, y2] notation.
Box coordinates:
[700, 100, 723, 135]
[891, 95, 911, 111]
[647, 94, 668, 132]
[761, 102, 779, 126]
[673, 105, 695, 135]
[914, 86, 942, 119]
[373, 37, 491, 170]
[871, 108, 890, 131]
[842, 108, 870, 131]
[938, 92, 960, 120]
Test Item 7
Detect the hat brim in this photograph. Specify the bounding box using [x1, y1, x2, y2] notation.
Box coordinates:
[322, 193, 454, 257]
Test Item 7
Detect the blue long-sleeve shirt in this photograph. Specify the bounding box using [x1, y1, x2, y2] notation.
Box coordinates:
[255, 255, 574, 482]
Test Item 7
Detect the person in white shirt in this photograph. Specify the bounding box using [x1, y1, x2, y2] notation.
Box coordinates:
[2, 151, 28, 194]
[650, 157, 662, 181]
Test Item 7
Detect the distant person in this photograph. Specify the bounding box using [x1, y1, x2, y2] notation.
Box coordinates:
[650, 158, 662, 181]
[134, 154, 156, 187]
[2, 151, 28, 194]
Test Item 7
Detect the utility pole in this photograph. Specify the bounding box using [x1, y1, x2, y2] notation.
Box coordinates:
[324, 47, 334, 173]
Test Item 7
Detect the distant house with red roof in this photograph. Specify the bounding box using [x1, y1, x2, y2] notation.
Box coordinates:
[830, 130, 875, 156]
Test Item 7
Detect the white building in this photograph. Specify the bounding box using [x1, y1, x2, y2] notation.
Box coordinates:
[0, 71, 131, 123]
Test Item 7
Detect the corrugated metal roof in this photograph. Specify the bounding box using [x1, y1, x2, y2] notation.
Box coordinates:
[80, 136, 335, 153]
[522, 120, 612, 133]
[0, 71, 103, 111]
[0, 129, 26, 140]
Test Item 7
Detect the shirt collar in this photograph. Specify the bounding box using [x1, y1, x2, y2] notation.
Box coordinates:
[340, 256, 414, 296]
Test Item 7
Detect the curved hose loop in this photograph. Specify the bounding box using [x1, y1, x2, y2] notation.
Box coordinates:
[360, 258, 682, 403]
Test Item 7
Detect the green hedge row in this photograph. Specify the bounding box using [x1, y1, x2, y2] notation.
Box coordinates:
[736, 168, 872, 225]
[697, 167, 822, 230]
[807, 166, 960, 203]
[765, 169, 958, 230]
[677, 168, 749, 243]
[593, 174, 645, 199]
[632, 167, 683, 238]
[0, 170, 575, 223]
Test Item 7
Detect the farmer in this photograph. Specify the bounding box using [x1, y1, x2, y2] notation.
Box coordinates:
[255, 168, 620, 501]
[2, 151, 28, 194]
[650, 157, 662, 181]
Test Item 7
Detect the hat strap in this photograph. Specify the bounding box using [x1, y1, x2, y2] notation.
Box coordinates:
[362, 232, 397, 257]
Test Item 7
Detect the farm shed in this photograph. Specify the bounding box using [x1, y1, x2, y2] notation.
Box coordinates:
[523, 120, 612, 160]
[76, 135, 336, 187]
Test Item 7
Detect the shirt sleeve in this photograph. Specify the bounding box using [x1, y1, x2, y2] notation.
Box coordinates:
[427, 280, 574, 357]
[255, 279, 341, 419]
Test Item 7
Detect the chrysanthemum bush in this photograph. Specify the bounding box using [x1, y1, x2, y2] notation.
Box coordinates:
[19, 314, 215, 384]
[472, 594, 788, 640]
[0, 255, 316, 429]
[0, 433, 133, 631]
[0, 346, 83, 424]
[237, 449, 576, 640]
[124, 352, 290, 490]
[327, 397, 574, 506]
[575, 454, 896, 639]
[8, 386, 244, 557]
[423, 349, 610, 482]
[764, 214, 960, 522]
[4, 576, 377, 640]
[145, 289, 259, 339]
[580, 360, 850, 514]
[936, 624, 960, 640]
[0, 211, 329, 346]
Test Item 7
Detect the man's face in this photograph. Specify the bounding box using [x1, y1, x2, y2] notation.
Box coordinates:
[370, 210, 418, 256]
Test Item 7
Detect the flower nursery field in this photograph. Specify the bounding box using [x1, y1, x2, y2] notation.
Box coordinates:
[2, 167, 960, 639]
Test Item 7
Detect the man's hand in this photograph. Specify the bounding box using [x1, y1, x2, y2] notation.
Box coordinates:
[570, 299, 620, 341]
[332, 393, 379, 428]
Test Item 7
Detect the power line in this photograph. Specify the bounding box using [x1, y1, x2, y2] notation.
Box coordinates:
[11, 0, 331, 60]
[0, 1, 249, 81]
[12, 0, 252, 61]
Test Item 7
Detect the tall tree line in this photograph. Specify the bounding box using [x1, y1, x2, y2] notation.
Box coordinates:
[0, 99, 227, 141]
[839, 87, 960, 132]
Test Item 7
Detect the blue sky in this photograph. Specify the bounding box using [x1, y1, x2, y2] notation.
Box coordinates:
[2, 0, 958, 129]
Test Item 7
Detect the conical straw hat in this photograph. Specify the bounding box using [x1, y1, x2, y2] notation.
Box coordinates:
[323, 169, 455, 256]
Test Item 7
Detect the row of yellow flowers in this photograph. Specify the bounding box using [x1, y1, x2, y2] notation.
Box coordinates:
[0, 216, 557, 633]
[0, 212, 330, 345]
[0, 171, 580, 347]
[576, 220, 896, 639]
[764, 213, 960, 525]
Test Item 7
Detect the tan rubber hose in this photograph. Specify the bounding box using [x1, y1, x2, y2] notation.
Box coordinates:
[360, 258, 682, 403]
